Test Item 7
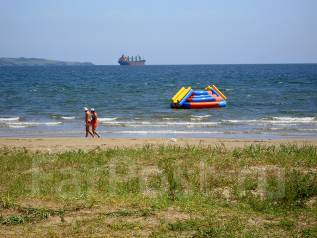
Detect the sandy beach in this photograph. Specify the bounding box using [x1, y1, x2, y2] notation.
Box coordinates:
[1, 137, 317, 152]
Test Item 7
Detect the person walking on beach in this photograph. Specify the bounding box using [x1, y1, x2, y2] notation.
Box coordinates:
[84, 107, 94, 138]
[91, 108, 100, 138]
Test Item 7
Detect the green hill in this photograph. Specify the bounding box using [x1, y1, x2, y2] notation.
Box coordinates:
[0, 57, 94, 66]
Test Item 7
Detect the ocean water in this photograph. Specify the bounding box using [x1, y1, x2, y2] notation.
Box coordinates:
[0, 64, 316, 138]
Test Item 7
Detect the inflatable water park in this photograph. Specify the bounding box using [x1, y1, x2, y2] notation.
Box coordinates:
[171, 85, 227, 109]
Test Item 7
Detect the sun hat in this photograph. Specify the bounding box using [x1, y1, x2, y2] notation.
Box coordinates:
[84, 107, 88, 111]
[91, 108, 95, 112]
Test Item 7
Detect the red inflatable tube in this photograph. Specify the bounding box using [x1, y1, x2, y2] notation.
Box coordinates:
[189, 102, 221, 109]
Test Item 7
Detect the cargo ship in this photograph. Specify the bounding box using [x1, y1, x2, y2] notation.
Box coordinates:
[118, 54, 146, 66]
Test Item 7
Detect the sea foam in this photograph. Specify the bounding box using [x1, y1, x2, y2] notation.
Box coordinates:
[0, 117, 20, 121]
[99, 117, 118, 122]
[112, 130, 222, 134]
[61, 116, 75, 120]
[270, 116, 316, 123]
[7, 122, 62, 127]
[222, 117, 316, 125]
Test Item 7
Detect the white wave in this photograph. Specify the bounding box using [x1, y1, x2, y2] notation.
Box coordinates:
[112, 130, 222, 134]
[100, 121, 132, 124]
[163, 117, 177, 120]
[8, 125, 27, 128]
[262, 117, 317, 125]
[269, 127, 284, 131]
[190, 115, 211, 121]
[266, 123, 298, 126]
[222, 119, 258, 124]
[191, 118, 208, 122]
[166, 122, 219, 126]
[222, 117, 317, 125]
[99, 117, 118, 122]
[264, 120, 316, 125]
[270, 117, 316, 122]
[190, 118, 202, 121]
[0, 117, 20, 121]
[61, 116, 75, 120]
[99, 117, 317, 128]
[7, 122, 62, 127]
[191, 115, 210, 118]
[296, 128, 317, 132]
[101, 121, 220, 127]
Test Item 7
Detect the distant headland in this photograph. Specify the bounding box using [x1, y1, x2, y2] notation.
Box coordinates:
[0, 57, 94, 66]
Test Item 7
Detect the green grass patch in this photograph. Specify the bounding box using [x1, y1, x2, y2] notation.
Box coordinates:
[0, 144, 316, 237]
[0, 198, 64, 225]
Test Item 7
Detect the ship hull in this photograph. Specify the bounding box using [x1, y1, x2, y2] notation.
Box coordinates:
[118, 60, 145, 66]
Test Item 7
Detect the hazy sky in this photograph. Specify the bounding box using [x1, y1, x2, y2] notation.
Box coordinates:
[1, 0, 316, 65]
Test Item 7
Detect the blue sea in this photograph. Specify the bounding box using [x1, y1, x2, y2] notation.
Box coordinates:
[0, 64, 316, 138]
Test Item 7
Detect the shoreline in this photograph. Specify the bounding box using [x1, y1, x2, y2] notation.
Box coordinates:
[1, 137, 317, 152]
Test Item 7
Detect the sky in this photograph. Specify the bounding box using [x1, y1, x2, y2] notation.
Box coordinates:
[0, 0, 316, 65]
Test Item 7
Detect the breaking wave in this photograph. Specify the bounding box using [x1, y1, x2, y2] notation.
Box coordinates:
[7, 121, 62, 128]
[222, 117, 316, 125]
[99, 117, 118, 122]
[111, 130, 222, 134]
[0, 117, 20, 121]
[61, 116, 75, 120]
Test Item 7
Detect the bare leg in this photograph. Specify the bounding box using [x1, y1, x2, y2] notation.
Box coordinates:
[92, 129, 100, 138]
[86, 125, 94, 137]
[89, 130, 94, 137]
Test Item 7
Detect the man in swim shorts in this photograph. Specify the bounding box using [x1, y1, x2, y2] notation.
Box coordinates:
[84, 107, 94, 137]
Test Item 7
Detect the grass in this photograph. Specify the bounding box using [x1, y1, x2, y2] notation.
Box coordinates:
[0, 144, 316, 237]
[0, 196, 64, 225]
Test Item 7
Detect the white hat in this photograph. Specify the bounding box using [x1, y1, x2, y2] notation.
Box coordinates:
[84, 107, 88, 111]
[90, 108, 95, 112]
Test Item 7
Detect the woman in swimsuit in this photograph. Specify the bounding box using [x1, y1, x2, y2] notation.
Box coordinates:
[90, 108, 100, 138]
[84, 107, 94, 138]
